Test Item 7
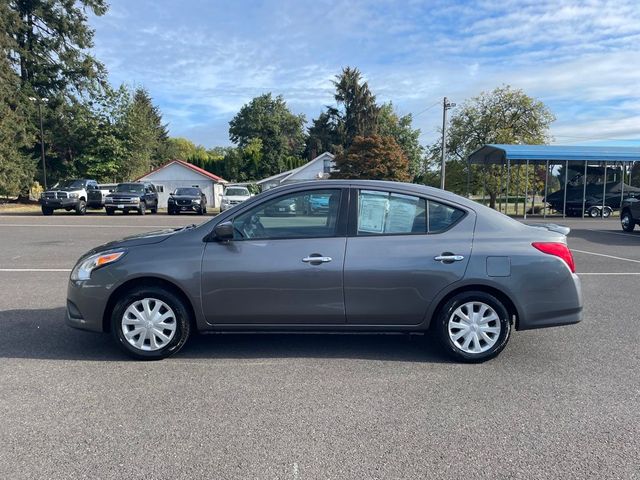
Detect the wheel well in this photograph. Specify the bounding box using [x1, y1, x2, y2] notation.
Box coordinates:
[102, 277, 197, 332]
[431, 285, 520, 329]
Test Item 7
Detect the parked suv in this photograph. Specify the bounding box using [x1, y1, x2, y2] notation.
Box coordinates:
[40, 179, 98, 215]
[220, 185, 251, 211]
[104, 182, 158, 215]
[620, 195, 640, 231]
[168, 187, 207, 215]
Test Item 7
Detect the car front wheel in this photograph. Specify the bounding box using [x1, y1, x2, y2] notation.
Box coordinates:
[435, 291, 511, 363]
[111, 286, 192, 360]
[621, 211, 635, 232]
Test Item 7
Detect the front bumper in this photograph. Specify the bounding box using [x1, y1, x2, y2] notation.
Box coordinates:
[105, 201, 140, 211]
[169, 202, 200, 212]
[66, 279, 109, 332]
[40, 198, 78, 209]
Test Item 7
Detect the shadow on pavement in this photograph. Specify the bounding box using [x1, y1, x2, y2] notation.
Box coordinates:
[0, 307, 450, 364]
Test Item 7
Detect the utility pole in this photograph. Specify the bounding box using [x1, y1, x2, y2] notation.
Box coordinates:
[440, 97, 456, 190]
[29, 96, 49, 189]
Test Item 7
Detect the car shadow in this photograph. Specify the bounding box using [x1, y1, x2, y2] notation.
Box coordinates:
[0, 308, 451, 364]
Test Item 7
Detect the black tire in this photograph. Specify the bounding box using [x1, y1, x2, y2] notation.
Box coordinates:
[434, 291, 511, 363]
[41, 206, 53, 216]
[167, 208, 174, 215]
[105, 207, 115, 216]
[150, 205, 157, 214]
[111, 285, 192, 360]
[602, 207, 612, 218]
[588, 206, 600, 218]
[621, 211, 635, 232]
[75, 199, 87, 215]
[138, 202, 146, 215]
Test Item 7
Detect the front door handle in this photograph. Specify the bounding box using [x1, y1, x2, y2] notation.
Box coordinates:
[434, 254, 464, 263]
[302, 255, 332, 264]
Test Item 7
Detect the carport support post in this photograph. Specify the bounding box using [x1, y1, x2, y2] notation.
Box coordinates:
[581, 160, 588, 218]
[602, 163, 607, 216]
[563, 160, 569, 219]
[505, 159, 511, 215]
[543, 160, 549, 218]
[524, 159, 529, 219]
[620, 163, 625, 208]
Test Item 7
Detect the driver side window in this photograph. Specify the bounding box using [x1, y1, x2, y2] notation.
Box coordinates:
[233, 189, 342, 240]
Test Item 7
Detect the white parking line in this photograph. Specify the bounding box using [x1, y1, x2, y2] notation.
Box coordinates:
[578, 272, 640, 275]
[571, 249, 640, 264]
[0, 268, 71, 272]
[582, 228, 639, 238]
[0, 224, 176, 228]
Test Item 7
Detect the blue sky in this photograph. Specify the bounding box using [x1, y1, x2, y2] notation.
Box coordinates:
[89, 0, 640, 148]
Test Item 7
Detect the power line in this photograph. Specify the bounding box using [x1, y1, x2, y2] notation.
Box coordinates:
[412, 100, 441, 118]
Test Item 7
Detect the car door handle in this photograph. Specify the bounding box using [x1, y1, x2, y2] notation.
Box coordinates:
[302, 256, 332, 264]
[434, 254, 464, 262]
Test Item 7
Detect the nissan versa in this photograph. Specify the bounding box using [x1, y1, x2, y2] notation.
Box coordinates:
[67, 180, 583, 362]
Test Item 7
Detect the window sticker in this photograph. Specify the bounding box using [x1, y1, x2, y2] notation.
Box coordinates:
[385, 194, 419, 233]
[358, 191, 389, 233]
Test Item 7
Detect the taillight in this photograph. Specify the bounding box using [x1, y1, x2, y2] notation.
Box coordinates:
[532, 242, 575, 273]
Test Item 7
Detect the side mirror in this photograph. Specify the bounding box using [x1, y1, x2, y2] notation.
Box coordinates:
[169, 192, 174, 196]
[213, 221, 234, 241]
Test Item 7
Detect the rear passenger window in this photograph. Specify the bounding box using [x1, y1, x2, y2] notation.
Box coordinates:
[357, 190, 427, 235]
[428, 201, 464, 233]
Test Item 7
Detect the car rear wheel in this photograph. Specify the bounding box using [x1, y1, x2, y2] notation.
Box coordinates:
[621, 211, 635, 232]
[111, 286, 192, 360]
[435, 291, 511, 363]
[588, 206, 600, 218]
[602, 207, 612, 218]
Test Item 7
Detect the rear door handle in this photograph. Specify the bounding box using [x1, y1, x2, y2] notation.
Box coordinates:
[434, 254, 464, 262]
[302, 255, 332, 264]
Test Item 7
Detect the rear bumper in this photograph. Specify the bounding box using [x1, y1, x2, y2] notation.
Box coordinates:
[516, 273, 583, 330]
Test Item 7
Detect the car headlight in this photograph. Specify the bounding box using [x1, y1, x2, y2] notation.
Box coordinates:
[71, 250, 126, 281]
[132, 197, 140, 203]
[193, 199, 201, 204]
[69, 192, 79, 199]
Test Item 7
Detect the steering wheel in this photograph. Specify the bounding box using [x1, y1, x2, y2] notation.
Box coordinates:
[239, 215, 267, 239]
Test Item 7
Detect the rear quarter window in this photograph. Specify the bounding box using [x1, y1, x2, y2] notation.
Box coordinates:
[428, 200, 465, 233]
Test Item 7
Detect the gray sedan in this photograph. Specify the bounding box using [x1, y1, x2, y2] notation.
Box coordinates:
[67, 180, 582, 362]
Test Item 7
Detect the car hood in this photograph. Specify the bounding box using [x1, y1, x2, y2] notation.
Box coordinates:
[88, 227, 185, 254]
[106, 192, 139, 198]
[170, 195, 198, 201]
[223, 195, 250, 201]
[46, 187, 83, 193]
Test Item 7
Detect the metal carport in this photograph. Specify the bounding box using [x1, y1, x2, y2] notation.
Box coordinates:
[467, 144, 640, 219]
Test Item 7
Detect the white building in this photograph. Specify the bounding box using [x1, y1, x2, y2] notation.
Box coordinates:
[136, 160, 228, 209]
[256, 152, 335, 191]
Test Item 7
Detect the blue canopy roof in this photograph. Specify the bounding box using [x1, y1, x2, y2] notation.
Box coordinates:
[468, 144, 640, 164]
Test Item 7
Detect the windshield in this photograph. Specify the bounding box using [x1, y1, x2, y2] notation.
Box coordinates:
[115, 183, 144, 194]
[57, 180, 86, 189]
[225, 187, 249, 196]
[175, 188, 200, 196]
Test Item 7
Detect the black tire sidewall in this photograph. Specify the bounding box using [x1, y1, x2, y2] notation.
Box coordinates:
[76, 200, 86, 215]
[138, 202, 146, 215]
[111, 286, 191, 360]
[622, 212, 635, 232]
[436, 291, 511, 363]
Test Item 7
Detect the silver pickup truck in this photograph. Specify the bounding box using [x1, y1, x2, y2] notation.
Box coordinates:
[87, 183, 117, 210]
[40, 179, 98, 215]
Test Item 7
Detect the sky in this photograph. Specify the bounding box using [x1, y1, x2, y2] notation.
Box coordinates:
[89, 0, 640, 149]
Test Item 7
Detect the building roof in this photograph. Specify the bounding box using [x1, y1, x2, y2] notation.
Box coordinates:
[469, 144, 640, 164]
[256, 152, 335, 185]
[136, 159, 228, 183]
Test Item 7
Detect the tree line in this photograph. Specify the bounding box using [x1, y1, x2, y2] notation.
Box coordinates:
[1, 0, 560, 204]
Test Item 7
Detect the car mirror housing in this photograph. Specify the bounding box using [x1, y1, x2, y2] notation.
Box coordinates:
[213, 221, 234, 241]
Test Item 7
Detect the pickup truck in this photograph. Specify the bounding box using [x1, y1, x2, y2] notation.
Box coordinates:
[621, 196, 640, 231]
[40, 179, 98, 215]
[87, 183, 117, 209]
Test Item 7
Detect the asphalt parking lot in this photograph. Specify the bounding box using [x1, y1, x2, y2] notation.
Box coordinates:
[1, 213, 639, 479]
